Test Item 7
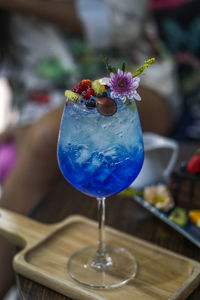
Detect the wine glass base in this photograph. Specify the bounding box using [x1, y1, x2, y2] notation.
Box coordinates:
[67, 245, 137, 289]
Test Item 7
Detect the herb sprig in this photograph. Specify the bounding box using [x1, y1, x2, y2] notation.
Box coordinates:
[132, 58, 155, 78]
[103, 57, 155, 77]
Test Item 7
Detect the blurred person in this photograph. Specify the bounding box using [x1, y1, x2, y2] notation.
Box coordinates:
[0, 0, 180, 297]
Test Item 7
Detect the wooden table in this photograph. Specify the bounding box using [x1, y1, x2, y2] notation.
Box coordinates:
[16, 142, 200, 299]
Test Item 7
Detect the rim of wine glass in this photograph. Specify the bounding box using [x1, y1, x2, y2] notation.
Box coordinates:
[65, 97, 135, 115]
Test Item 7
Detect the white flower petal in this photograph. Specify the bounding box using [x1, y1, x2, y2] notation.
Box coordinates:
[133, 77, 140, 88]
[118, 69, 123, 75]
[121, 96, 126, 102]
[101, 77, 110, 85]
[127, 72, 133, 78]
[133, 90, 141, 101]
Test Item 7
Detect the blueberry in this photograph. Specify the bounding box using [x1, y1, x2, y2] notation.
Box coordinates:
[97, 91, 107, 98]
[85, 98, 96, 109]
[106, 88, 111, 96]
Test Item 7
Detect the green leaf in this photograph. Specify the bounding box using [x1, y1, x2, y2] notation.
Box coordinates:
[107, 64, 117, 73]
[102, 56, 117, 74]
[130, 102, 135, 111]
[124, 97, 131, 105]
[122, 61, 126, 72]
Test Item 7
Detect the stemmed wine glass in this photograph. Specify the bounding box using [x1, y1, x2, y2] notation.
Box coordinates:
[56, 61, 150, 288]
[57, 96, 144, 288]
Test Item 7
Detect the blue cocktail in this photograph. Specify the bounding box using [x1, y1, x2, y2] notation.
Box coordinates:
[57, 59, 154, 288]
[58, 100, 144, 198]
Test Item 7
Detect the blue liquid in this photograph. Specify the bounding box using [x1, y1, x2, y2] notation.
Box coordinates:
[57, 100, 144, 198]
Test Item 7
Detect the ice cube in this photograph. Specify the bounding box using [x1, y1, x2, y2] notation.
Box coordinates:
[104, 147, 117, 157]
[84, 152, 103, 174]
[75, 146, 90, 164]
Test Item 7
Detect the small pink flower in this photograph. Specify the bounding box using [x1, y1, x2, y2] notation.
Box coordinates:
[102, 69, 141, 102]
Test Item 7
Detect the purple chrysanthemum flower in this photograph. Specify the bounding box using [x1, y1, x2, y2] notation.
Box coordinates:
[102, 69, 141, 101]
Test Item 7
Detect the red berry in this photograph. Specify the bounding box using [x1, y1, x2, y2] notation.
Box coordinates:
[84, 92, 91, 99]
[86, 88, 95, 96]
[72, 80, 92, 94]
[96, 97, 117, 116]
[187, 154, 200, 174]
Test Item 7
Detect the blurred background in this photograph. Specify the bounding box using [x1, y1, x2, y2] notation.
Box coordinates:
[0, 0, 200, 141]
[0, 0, 199, 299]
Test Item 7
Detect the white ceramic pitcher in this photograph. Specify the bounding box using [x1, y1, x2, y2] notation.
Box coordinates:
[131, 132, 179, 190]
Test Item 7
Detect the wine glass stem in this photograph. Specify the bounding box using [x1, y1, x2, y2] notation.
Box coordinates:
[97, 197, 106, 254]
[91, 197, 112, 269]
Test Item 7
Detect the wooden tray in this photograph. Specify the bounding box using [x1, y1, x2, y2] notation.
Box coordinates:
[0, 208, 200, 300]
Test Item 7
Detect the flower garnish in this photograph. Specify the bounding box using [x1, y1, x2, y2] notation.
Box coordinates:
[102, 70, 141, 102]
[65, 57, 155, 115]
[144, 184, 174, 212]
[102, 58, 155, 102]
